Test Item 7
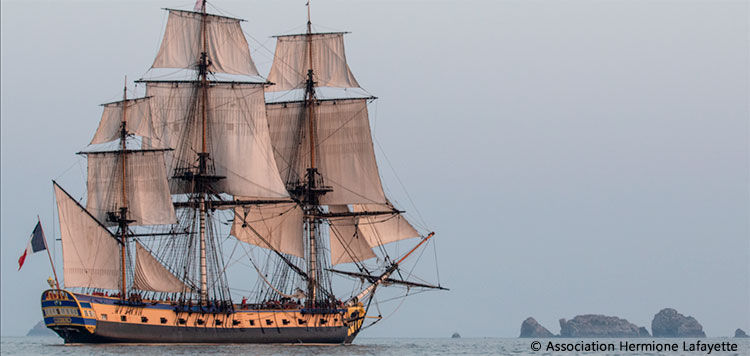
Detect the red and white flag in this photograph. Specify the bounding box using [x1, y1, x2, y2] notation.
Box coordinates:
[18, 221, 47, 270]
[194, 0, 203, 11]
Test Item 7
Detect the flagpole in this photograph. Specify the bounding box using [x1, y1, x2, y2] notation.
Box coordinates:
[39, 216, 60, 290]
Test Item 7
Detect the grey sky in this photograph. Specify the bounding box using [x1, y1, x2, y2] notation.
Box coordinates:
[1, 0, 748, 338]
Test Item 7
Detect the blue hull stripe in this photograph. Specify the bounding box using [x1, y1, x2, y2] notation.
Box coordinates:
[42, 300, 79, 308]
[44, 316, 96, 326]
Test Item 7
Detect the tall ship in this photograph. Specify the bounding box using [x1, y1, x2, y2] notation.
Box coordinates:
[40, 0, 444, 344]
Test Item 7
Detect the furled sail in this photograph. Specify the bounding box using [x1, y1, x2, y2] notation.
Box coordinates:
[146, 82, 289, 198]
[90, 97, 156, 145]
[54, 183, 122, 290]
[265, 99, 385, 204]
[328, 205, 376, 265]
[353, 203, 420, 247]
[152, 10, 259, 76]
[230, 202, 304, 257]
[133, 242, 188, 293]
[85, 151, 176, 226]
[267, 33, 359, 91]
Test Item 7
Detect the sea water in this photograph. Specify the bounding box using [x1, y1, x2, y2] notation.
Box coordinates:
[1, 336, 748, 355]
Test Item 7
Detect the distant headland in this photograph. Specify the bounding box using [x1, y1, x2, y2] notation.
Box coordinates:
[519, 308, 744, 338]
[26, 321, 57, 337]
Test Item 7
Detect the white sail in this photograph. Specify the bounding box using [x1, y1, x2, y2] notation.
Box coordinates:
[90, 98, 156, 145]
[231, 203, 304, 258]
[146, 82, 289, 198]
[266, 99, 385, 204]
[85, 151, 176, 226]
[267, 33, 359, 91]
[328, 205, 376, 265]
[152, 10, 259, 76]
[133, 242, 188, 293]
[55, 183, 122, 290]
[353, 203, 420, 247]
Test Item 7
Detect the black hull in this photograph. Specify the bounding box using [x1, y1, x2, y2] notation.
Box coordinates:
[54, 321, 350, 344]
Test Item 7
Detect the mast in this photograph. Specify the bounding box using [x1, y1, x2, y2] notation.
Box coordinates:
[198, 0, 209, 305]
[118, 77, 129, 299]
[304, 1, 321, 307]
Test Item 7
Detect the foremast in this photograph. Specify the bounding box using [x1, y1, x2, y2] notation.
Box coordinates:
[256, 2, 447, 310]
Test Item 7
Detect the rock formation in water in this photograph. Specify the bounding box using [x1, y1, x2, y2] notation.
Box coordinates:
[735, 329, 748, 338]
[651, 308, 705, 337]
[26, 320, 56, 337]
[558, 314, 650, 337]
[451, 332, 461, 338]
[519, 317, 555, 338]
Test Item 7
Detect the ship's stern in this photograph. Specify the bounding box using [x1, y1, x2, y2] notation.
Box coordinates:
[41, 289, 98, 342]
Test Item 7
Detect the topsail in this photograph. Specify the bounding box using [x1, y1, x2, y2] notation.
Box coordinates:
[267, 33, 359, 91]
[266, 99, 385, 205]
[91, 98, 155, 145]
[153, 10, 259, 76]
[145, 82, 289, 198]
[85, 151, 176, 226]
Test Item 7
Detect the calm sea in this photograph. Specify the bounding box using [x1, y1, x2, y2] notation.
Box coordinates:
[1, 336, 748, 355]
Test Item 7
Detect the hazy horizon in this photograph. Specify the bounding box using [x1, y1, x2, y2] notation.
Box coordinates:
[1, 0, 748, 338]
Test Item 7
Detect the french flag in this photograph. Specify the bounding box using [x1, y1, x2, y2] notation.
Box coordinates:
[18, 221, 47, 270]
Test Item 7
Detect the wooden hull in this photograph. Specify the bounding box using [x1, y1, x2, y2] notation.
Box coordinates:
[41, 289, 365, 344]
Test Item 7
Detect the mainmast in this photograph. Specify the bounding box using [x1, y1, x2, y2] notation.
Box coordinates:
[197, 0, 209, 305]
[302, 1, 327, 308]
